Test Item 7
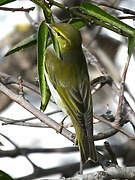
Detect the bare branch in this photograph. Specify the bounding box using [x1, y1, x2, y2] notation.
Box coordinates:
[0, 110, 62, 125]
[15, 165, 135, 180]
[115, 56, 131, 124]
[0, 147, 79, 158]
[0, 6, 35, 12]
[0, 133, 18, 148]
[60, 166, 135, 180]
[0, 117, 47, 127]
[94, 115, 135, 139]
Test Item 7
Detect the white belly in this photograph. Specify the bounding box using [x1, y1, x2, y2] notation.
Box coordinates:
[45, 70, 67, 114]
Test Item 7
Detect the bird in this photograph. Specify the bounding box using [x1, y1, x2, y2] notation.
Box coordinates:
[44, 23, 97, 172]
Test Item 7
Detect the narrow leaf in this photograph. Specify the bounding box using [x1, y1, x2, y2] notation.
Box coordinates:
[5, 33, 37, 56]
[0, 0, 16, 6]
[80, 2, 135, 37]
[80, 2, 135, 57]
[49, 29, 61, 59]
[38, 21, 51, 112]
[0, 141, 3, 146]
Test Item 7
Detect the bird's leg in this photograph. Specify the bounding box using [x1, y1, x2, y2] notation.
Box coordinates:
[59, 115, 68, 133]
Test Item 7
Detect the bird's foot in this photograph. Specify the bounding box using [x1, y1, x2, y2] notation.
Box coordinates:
[58, 115, 67, 133]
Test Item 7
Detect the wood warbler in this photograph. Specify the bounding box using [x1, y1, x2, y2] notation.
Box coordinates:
[44, 23, 97, 168]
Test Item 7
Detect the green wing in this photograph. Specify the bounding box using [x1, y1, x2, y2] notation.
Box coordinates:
[45, 47, 92, 126]
[57, 79, 97, 164]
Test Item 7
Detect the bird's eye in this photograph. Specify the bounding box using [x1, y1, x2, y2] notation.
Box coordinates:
[57, 32, 61, 37]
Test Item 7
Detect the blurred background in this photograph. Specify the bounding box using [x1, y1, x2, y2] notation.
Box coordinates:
[0, 0, 135, 179]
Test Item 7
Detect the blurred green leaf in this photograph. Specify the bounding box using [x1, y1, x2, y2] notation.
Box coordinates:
[49, 29, 61, 59]
[128, 37, 135, 58]
[0, 142, 3, 146]
[5, 33, 37, 56]
[71, 19, 85, 29]
[0, 0, 16, 6]
[80, 2, 135, 59]
[80, 2, 117, 26]
[80, 2, 135, 38]
[38, 21, 51, 112]
[0, 170, 14, 180]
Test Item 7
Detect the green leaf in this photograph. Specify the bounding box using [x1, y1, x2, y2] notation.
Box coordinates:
[5, 33, 37, 56]
[70, 19, 85, 29]
[38, 21, 51, 112]
[0, 142, 3, 146]
[0, 170, 14, 180]
[80, 2, 135, 57]
[80, 2, 135, 37]
[49, 29, 61, 59]
[0, 0, 16, 6]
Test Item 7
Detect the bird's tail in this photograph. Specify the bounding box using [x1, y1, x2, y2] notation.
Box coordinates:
[76, 126, 98, 164]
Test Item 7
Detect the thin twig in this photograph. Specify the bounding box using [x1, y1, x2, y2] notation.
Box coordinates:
[0, 7, 35, 12]
[91, 76, 113, 95]
[18, 76, 24, 96]
[115, 56, 131, 124]
[84, 46, 135, 131]
[0, 133, 41, 170]
[1, 110, 62, 125]
[118, 16, 135, 20]
[0, 147, 79, 158]
[0, 72, 39, 94]
[0, 115, 119, 141]
[0, 118, 49, 128]
[0, 133, 18, 148]
[94, 114, 135, 139]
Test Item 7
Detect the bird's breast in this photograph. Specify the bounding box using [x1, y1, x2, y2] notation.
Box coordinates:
[44, 69, 67, 114]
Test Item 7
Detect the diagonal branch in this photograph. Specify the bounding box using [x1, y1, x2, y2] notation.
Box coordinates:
[94, 115, 135, 139]
[0, 82, 76, 144]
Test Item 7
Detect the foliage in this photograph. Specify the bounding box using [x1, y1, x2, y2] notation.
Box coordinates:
[4, 0, 135, 111]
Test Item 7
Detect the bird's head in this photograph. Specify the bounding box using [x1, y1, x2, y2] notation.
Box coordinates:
[48, 23, 82, 52]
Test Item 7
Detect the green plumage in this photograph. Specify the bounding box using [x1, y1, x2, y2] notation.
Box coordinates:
[45, 23, 97, 164]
